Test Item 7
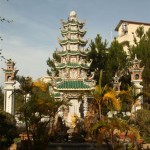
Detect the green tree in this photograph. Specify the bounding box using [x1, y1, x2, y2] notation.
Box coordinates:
[0, 111, 17, 150]
[87, 34, 108, 85]
[106, 39, 128, 86]
[15, 76, 33, 149]
[130, 27, 150, 92]
[47, 50, 61, 76]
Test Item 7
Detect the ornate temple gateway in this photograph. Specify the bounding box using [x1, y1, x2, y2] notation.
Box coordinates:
[50, 11, 95, 126]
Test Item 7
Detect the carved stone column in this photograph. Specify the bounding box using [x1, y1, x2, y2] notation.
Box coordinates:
[83, 94, 88, 117]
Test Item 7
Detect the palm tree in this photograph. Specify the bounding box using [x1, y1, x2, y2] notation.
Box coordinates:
[92, 70, 120, 120]
[118, 86, 146, 119]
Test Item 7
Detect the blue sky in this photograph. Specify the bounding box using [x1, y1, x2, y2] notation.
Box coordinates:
[0, 0, 150, 85]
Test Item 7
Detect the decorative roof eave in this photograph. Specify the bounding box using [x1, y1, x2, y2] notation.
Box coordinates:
[55, 63, 65, 68]
[61, 29, 86, 35]
[79, 39, 88, 46]
[56, 88, 92, 91]
[67, 50, 87, 56]
[55, 80, 93, 89]
[55, 63, 89, 69]
[129, 68, 144, 72]
[56, 63, 80, 69]
[56, 51, 66, 56]
[57, 51, 87, 56]
[62, 20, 85, 27]
[79, 52, 87, 56]
[59, 39, 88, 46]
[80, 64, 89, 69]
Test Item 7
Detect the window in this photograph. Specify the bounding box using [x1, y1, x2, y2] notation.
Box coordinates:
[122, 23, 128, 34]
[135, 74, 139, 80]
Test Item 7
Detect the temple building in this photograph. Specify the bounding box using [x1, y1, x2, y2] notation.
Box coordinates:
[50, 11, 95, 126]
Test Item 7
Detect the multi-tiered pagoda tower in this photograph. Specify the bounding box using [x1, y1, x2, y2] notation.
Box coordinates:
[51, 11, 95, 126]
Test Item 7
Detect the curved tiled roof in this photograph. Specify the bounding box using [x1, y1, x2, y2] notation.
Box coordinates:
[59, 39, 87, 46]
[57, 80, 90, 90]
[61, 29, 86, 36]
[57, 51, 87, 56]
[56, 62, 89, 69]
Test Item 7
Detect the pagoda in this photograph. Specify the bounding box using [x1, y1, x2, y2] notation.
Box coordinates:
[51, 11, 95, 126]
[129, 54, 144, 111]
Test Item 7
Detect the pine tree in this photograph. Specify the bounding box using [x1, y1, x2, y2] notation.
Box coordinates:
[87, 34, 108, 85]
[47, 50, 61, 76]
[106, 38, 129, 88]
[87, 35, 128, 86]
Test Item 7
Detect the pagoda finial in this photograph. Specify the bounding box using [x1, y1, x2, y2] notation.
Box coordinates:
[69, 10, 77, 21]
[134, 54, 138, 60]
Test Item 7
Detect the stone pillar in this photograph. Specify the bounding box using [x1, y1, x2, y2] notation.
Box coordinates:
[4, 80, 15, 115]
[2, 59, 18, 115]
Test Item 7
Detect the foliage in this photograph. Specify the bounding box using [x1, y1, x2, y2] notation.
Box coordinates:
[87, 35, 129, 86]
[0, 111, 18, 149]
[49, 116, 69, 142]
[87, 34, 108, 85]
[70, 115, 85, 143]
[47, 50, 61, 76]
[136, 109, 150, 142]
[15, 76, 70, 149]
[0, 16, 13, 23]
[15, 76, 33, 99]
[92, 70, 120, 120]
[89, 116, 140, 150]
[118, 86, 145, 120]
[106, 38, 128, 87]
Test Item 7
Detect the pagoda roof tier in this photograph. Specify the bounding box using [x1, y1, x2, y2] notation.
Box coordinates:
[59, 38, 88, 46]
[56, 80, 91, 90]
[57, 50, 87, 56]
[61, 20, 85, 28]
[53, 92, 61, 98]
[61, 29, 86, 36]
[55, 62, 89, 69]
